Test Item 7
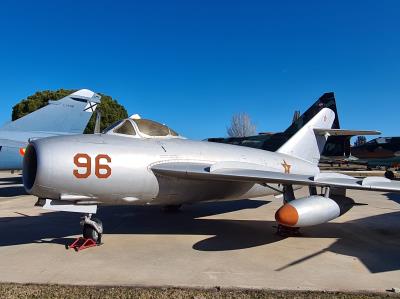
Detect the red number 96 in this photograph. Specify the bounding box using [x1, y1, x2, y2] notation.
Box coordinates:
[73, 154, 112, 179]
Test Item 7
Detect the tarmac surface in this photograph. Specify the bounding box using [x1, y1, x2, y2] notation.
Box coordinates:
[0, 171, 400, 292]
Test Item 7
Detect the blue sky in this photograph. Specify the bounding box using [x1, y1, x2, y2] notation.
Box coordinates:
[0, 0, 399, 140]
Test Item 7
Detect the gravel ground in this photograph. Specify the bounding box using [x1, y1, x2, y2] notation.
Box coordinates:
[0, 284, 399, 299]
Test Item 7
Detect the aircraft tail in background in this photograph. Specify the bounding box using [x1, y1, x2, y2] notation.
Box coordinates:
[1, 89, 101, 134]
[277, 107, 380, 165]
[277, 108, 336, 165]
[283, 92, 340, 135]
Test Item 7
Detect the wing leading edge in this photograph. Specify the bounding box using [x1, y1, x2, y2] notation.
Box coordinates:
[151, 162, 400, 193]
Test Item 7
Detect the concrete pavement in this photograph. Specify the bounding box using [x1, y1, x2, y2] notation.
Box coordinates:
[0, 171, 399, 292]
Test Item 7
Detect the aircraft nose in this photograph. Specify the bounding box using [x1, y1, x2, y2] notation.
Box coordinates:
[275, 203, 299, 227]
[22, 140, 57, 199]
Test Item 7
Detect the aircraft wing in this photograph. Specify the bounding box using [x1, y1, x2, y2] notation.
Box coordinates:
[151, 162, 400, 193]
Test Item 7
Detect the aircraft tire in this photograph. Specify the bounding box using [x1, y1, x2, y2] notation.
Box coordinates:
[385, 170, 395, 180]
[83, 218, 103, 244]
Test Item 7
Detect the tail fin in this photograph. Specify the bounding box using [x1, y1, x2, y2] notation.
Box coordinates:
[256, 92, 339, 152]
[1, 89, 101, 134]
[277, 108, 335, 165]
[283, 92, 339, 135]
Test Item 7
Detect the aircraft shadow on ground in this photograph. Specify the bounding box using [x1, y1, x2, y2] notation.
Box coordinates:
[384, 192, 400, 205]
[0, 186, 27, 197]
[0, 176, 22, 185]
[0, 199, 274, 250]
[0, 199, 399, 273]
[0, 176, 27, 197]
[276, 210, 400, 273]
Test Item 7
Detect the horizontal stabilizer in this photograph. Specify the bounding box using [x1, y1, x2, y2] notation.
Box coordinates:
[313, 129, 380, 136]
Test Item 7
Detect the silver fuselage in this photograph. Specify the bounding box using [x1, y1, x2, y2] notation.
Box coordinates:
[25, 134, 319, 205]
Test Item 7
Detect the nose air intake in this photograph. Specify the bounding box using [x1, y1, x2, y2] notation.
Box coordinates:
[23, 144, 38, 192]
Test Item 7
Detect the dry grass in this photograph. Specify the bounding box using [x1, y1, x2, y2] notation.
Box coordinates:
[0, 284, 398, 299]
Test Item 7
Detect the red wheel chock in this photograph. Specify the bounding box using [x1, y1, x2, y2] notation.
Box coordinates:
[66, 237, 99, 251]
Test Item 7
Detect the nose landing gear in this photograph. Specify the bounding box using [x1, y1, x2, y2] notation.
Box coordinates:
[80, 215, 103, 244]
[67, 215, 103, 251]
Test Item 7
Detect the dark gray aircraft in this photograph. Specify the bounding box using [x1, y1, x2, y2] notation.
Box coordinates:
[348, 137, 400, 178]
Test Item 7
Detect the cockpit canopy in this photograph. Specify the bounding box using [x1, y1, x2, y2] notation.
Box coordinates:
[102, 118, 182, 139]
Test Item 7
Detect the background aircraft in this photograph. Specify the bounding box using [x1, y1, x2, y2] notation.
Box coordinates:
[0, 89, 101, 170]
[207, 92, 369, 157]
[208, 93, 382, 170]
[346, 137, 400, 178]
[22, 102, 400, 243]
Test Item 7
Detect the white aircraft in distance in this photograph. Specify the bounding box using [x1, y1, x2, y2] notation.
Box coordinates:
[22, 97, 400, 243]
[0, 89, 101, 171]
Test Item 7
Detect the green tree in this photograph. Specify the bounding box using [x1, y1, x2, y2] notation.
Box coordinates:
[12, 89, 128, 133]
[84, 93, 128, 133]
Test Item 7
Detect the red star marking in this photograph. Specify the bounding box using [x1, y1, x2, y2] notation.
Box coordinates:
[281, 160, 291, 174]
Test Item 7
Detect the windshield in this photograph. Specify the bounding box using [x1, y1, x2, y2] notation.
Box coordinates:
[102, 120, 123, 134]
[113, 120, 136, 136]
[133, 119, 179, 137]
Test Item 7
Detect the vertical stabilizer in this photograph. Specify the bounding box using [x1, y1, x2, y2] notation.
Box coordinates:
[284, 92, 339, 135]
[277, 108, 335, 164]
[1, 89, 101, 134]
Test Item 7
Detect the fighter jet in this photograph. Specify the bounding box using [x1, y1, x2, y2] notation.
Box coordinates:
[0, 89, 101, 170]
[22, 104, 400, 243]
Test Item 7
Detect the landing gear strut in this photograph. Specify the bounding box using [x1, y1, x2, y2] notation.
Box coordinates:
[80, 215, 103, 244]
